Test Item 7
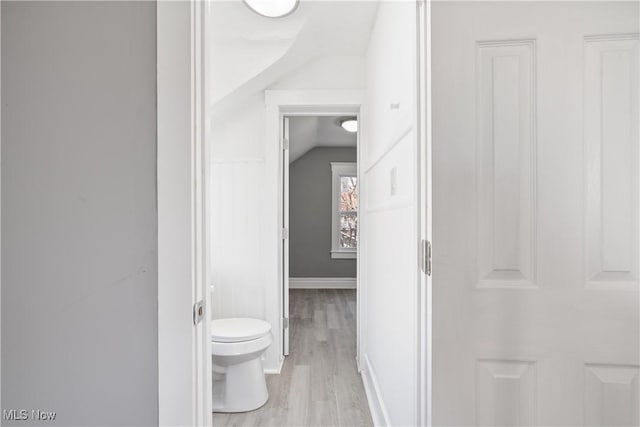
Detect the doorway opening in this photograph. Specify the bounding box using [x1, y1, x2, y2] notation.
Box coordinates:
[282, 113, 360, 358]
[270, 111, 371, 425]
[203, 0, 427, 424]
[157, 0, 428, 424]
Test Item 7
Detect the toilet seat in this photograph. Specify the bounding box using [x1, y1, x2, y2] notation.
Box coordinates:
[211, 318, 271, 343]
[211, 333, 272, 357]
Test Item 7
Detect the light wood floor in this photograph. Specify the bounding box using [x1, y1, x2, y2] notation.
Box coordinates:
[213, 289, 373, 427]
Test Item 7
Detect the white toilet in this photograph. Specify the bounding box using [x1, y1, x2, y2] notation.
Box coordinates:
[211, 317, 272, 413]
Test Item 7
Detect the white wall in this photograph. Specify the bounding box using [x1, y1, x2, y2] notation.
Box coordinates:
[209, 55, 365, 371]
[2, 2, 158, 425]
[359, 2, 419, 426]
[270, 55, 366, 91]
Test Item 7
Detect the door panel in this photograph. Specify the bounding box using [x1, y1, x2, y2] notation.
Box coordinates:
[432, 2, 639, 425]
[476, 39, 536, 288]
[585, 35, 640, 288]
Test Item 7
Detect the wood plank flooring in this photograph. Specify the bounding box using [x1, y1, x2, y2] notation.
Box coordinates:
[213, 289, 373, 427]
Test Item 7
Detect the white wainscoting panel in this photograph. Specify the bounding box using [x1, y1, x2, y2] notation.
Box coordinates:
[584, 363, 639, 426]
[585, 34, 640, 289]
[362, 131, 417, 426]
[361, 3, 419, 425]
[476, 359, 537, 426]
[210, 161, 266, 320]
[476, 40, 537, 288]
[289, 277, 356, 289]
[365, 128, 414, 213]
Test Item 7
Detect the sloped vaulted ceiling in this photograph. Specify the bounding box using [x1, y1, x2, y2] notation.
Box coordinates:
[288, 116, 357, 163]
[208, 1, 379, 114]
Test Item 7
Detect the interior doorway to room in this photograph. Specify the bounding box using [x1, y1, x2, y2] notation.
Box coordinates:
[205, 0, 427, 425]
[283, 114, 360, 357]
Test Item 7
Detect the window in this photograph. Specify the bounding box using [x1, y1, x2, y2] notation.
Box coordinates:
[330, 162, 357, 259]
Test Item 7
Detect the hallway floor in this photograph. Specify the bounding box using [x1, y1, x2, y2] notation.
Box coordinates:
[213, 289, 373, 427]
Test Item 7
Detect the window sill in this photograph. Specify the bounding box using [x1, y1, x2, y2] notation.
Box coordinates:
[330, 250, 357, 259]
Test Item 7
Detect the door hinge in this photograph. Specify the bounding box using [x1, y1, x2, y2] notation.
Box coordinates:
[282, 227, 289, 240]
[282, 138, 289, 150]
[193, 299, 204, 325]
[283, 317, 289, 329]
[421, 239, 432, 276]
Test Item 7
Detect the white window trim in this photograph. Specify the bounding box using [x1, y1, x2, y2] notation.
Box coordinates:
[331, 162, 357, 259]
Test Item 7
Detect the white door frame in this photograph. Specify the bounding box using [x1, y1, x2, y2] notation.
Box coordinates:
[265, 90, 366, 369]
[157, 1, 212, 426]
[418, 1, 432, 425]
[282, 116, 290, 356]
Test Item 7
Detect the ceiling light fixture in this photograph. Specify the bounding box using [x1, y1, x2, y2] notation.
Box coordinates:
[243, 0, 299, 18]
[340, 118, 358, 133]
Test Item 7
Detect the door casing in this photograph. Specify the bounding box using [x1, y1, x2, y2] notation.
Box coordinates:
[265, 90, 365, 370]
[157, 1, 212, 425]
[418, 0, 433, 425]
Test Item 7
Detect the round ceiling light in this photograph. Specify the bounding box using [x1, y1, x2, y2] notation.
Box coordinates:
[340, 118, 358, 133]
[243, 0, 299, 18]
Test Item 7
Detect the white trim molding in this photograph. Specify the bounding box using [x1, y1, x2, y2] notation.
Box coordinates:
[418, 1, 432, 425]
[157, 1, 211, 425]
[289, 277, 357, 289]
[263, 357, 286, 375]
[330, 249, 357, 259]
[331, 161, 358, 259]
[361, 355, 392, 427]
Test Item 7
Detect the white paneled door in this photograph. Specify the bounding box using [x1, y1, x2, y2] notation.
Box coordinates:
[432, 2, 639, 426]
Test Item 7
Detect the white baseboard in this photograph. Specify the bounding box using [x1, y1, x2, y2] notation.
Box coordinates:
[360, 355, 391, 427]
[264, 356, 285, 375]
[289, 277, 356, 289]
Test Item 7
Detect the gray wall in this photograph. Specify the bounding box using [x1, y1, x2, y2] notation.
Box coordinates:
[290, 147, 356, 278]
[2, 2, 158, 425]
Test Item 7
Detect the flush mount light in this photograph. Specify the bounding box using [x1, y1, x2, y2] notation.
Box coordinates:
[340, 118, 358, 133]
[243, 0, 299, 18]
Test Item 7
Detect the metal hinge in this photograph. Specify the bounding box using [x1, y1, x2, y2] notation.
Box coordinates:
[421, 239, 432, 276]
[282, 227, 289, 240]
[193, 300, 204, 325]
[282, 138, 289, 150]
[283, 317, 289, 329]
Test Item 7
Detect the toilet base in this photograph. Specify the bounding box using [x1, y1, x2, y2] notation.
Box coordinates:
[212, 356, 269, 413]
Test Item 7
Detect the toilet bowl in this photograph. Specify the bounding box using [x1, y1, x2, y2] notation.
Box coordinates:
[211, 318, 272, 413]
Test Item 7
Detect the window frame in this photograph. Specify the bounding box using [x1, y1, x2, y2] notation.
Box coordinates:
[330, 162, 358, 259]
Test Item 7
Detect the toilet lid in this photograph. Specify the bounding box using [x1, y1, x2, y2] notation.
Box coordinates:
[211, 318, 271, 343]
